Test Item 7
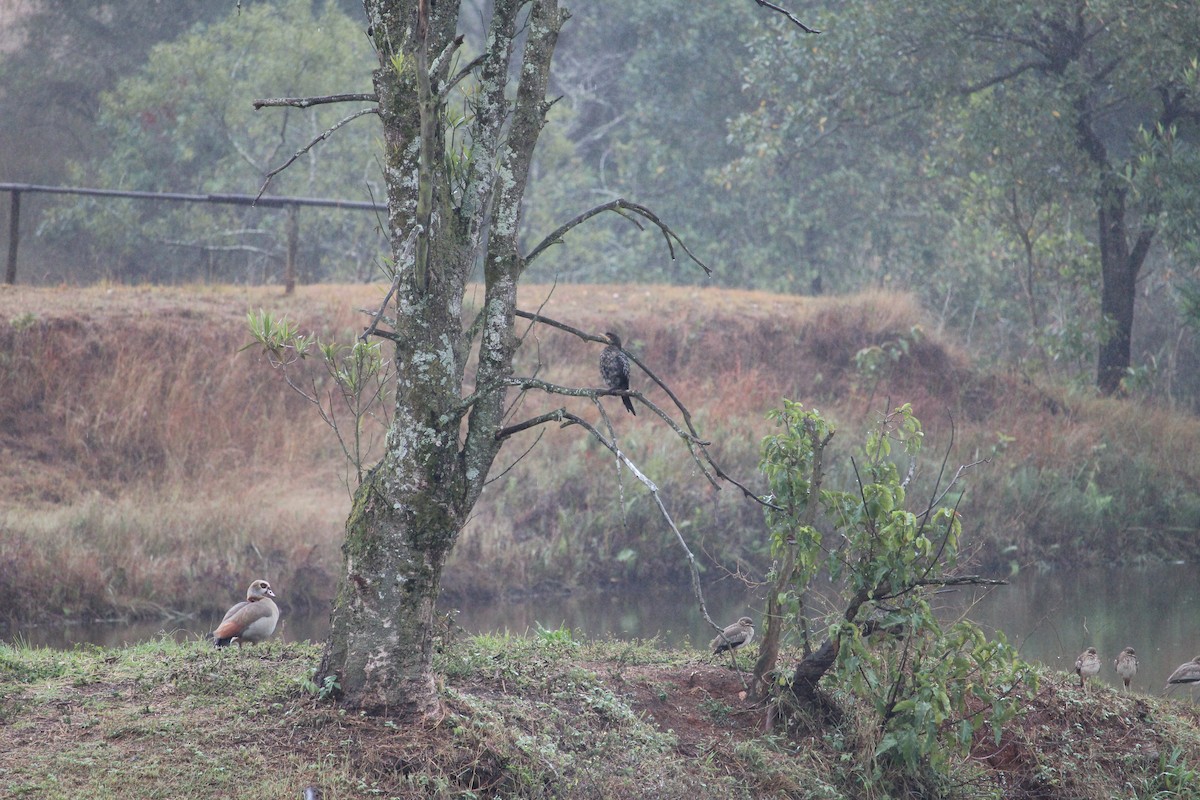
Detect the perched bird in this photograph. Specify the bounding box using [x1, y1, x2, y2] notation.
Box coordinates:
[1164, 655, 1200, 699]
[212, 579, 280, 647]
[711, 616, 755, 656]
[1114, 647, 1138, 692]
[599, 331, 636, 415]
[1075, 647, 1100, 689]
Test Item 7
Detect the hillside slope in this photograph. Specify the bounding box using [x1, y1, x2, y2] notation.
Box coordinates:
[2, 283, 1198, 623]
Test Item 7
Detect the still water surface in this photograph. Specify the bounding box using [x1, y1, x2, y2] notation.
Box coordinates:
[7, 565, 1199, 694]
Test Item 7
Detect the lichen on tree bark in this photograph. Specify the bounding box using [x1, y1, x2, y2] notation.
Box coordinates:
[316, 0, 565, 717]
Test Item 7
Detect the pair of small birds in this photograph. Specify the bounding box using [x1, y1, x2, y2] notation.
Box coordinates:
[1074, 646, 1138, 691]
[1075, 646, 1200, 693]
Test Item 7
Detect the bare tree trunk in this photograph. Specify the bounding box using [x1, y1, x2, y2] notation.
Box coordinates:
[1095, 173, 1153, 395]
[1075, 100, 1156, 396]
[315, 0, 564, 717]
[317, 462, 460, 716]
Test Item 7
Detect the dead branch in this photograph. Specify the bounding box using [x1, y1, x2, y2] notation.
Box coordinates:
[255, 107, 379, 201]
[513, 309, 607, 343]
[909, 575, 1008, 590]
[502, 408, 742, 681]
[509, 377, 717, 481]
[253, 93, 378, 110]
[514, 309, 774, 507]
[489, 377, 646, 421]
[430, 34, 467, 83]
[494, 408, 575, 441]
[752, 0, 822, 34]
[504, 285, 559, 424]
[360, 229, 416, 344]
[447, 53, 486, 92]
[360, 271, 404, 345]
[483, 428, 545, 486]
[523, 199, 712, 276]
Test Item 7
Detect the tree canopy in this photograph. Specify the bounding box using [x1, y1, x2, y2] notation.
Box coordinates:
[521, 0, 1200, 397]
[39, 0, 384, 284]
[4, 0, 1200, 399]
[722, 0, 1200, 393]
[0, 0, 223, 186]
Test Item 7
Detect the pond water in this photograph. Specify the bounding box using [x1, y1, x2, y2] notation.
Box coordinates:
[6, 564, 1200, 694]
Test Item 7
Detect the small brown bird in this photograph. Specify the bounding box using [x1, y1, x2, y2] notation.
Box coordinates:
[1114, 647, 1138, 692]
[1075, 647, 1100, 689]
[212, 579, 280, 647]
[599, 331, 636, 415]
[1164, 655, 1200, 698]
[711, 617, 755, 655]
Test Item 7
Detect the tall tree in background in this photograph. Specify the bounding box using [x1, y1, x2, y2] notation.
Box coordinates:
[729, 0, 1200, 394]
[940, 1, 1200, 394]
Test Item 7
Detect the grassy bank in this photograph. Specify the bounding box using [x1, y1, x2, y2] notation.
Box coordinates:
[1, 634, 1198, 799]
[3, 283, 1200, 625]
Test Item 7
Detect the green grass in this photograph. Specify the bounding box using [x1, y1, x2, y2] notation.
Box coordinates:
[0, 637, 319, 799]
[4, 632, 1200, 799]
[0, 635, 815, 799]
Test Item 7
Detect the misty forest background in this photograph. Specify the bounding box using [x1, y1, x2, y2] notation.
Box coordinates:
[3, 0, 1200, 621]
[4, 0, 1200, 401]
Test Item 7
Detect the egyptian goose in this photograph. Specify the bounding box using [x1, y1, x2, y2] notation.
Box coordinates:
[1075, 647, 1100, 690]
[1114, 647, 1138, 692]
[710, 616, 755, 655]
[211, 579, 280, 647]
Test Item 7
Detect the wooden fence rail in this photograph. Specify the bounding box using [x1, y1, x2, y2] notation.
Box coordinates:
[0, 182, 387, 293]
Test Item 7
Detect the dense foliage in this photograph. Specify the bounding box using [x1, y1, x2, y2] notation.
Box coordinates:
[757, 401, 1033, 787]
[0, 0, 223, 186]
[528, 0, 1200, 402]
[36, 0, 384, 284]
[723, 0, 1200, 396]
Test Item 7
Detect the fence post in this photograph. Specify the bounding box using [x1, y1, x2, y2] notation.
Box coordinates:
[4, 189, 19, 285]
[285, 203, 298, 295]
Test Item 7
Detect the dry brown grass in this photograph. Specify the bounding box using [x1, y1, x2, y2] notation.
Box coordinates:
[972, 671, 1200, 799]
[0, 284, 361, 621]
[4, 282, 1200, 623]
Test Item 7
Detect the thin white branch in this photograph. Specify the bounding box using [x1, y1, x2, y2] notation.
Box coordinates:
[255, 107, 379, 201]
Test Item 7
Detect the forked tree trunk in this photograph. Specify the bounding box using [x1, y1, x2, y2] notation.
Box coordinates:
[316, 0, 563, 716]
